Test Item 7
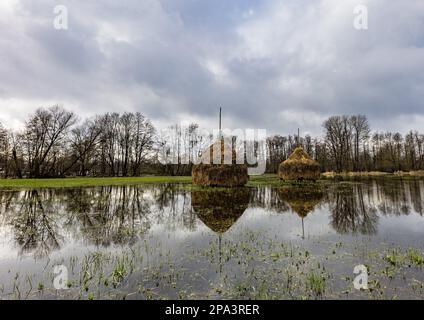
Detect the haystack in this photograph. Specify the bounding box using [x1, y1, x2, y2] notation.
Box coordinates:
[192, 139, 249, 187]
[191, 189, 249, 233]
[278, 187, 324, 218]
[278, 147, 320, 181]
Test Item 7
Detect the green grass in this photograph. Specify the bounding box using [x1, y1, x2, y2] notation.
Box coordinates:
[307, 272, 326, 297]
[0, 174, 327, 189]
[0, 176, 192, 189]
[1, 172, 417, 189]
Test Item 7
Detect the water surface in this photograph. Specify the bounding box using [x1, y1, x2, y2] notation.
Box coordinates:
[0, 179, 423, 299]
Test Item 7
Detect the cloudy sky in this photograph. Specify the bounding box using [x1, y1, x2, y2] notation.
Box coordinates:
[0, 0, 423, 136]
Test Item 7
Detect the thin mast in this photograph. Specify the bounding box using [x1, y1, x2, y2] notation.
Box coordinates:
[219, 107, 222, 131]
[297, 128, 300, 147]
[219, 107, 222, 138]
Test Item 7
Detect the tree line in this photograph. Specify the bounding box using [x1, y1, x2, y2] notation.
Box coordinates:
[267, 115, 424, 173]
[0, 106, 155, 178]
[0, 106, 423, 178]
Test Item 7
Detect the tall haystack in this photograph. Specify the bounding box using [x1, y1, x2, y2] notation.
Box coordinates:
[278, 147, 320, 181]
[191, 189, 249, 233]
[192, 139, 249, 187]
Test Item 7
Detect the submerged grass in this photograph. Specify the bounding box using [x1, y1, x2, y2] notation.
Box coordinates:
[1, 231, 424, 300]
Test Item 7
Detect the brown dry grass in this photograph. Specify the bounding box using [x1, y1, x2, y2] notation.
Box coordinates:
[322, 171, 424, 178]
[192, 164, 249, 187]
[278, 147, 321, 181]
[192, 139, 249, 187]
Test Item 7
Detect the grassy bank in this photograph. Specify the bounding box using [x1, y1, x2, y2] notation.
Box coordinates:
[0, 172, 423, 189]
[0, 174, 291, 189]
[322, 170, 424, 179]
[0, 176, 192, 189]
[0, 175, 286, 189]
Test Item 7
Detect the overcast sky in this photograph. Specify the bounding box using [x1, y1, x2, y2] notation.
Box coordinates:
[0, 0, 423, 136]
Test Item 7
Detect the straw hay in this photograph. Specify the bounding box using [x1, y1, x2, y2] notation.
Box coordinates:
[192, 140, 249, 187]
[278, 147, 320, 181]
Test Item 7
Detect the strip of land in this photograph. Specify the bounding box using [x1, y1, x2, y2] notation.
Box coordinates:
[0, 172, 423, 189]
[0, 175, 283, 189]
[0, 176, 193, 189]
[322, 170, 424, 178]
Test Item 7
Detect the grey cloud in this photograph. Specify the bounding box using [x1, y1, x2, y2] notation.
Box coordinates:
[0, 0, 423, 136]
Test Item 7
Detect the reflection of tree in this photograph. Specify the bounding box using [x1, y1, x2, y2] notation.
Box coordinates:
[410, 180, 424, 216]
[329, 184, 378, 235]
[375, 180, 424, 217]
[249, 187, 290, 213]
[11, 190, 62, 258]
[63, 184, 197, 246]
[64, 186, 152, 246]
[0, 179, 423, 259]
[376, 180, 411, 216]
[0, 185, 202, 256]
[153, 184, 197, 231]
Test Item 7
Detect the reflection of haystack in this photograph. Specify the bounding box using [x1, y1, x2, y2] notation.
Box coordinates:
[191, 189, 249, 233]
[278, 147, 320, 181]
[192, 140, 249, 187]
[278, 187, 324, 218]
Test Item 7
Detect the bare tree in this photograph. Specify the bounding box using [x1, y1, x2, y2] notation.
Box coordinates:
[0, 122, 9, 177]
[64, 119, 102, 176]
[22, 106, 77, 178]
[323, 116, 353, 172]
[2, 110, 424, 177]
[350, 115, 370, 171]
[131, 113, 155, 176]
[119, 113, 136, 177]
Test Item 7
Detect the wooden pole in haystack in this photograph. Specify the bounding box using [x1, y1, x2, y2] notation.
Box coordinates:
[219, 107, 222, 138]
[297, 128, 300, 147]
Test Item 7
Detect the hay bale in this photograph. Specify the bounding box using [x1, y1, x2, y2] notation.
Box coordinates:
[191, 189, 249, 233]
[278, 187, 324, 218]
[278, 147, 320, 181]
[192, 140, 249, 187]
[192, 164, 249, 187]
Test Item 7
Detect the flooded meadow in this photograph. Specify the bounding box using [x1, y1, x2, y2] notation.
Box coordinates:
[0, 179, 423, 299]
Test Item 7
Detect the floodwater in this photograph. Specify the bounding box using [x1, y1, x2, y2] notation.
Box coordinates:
[0, 179, 423, 299]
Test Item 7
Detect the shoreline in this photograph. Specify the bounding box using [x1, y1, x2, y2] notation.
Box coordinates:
[0, 173, 423, 189]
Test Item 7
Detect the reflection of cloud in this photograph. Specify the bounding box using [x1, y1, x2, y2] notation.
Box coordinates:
[241, 208, 334, 240]
[379, 215, 424, 236]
